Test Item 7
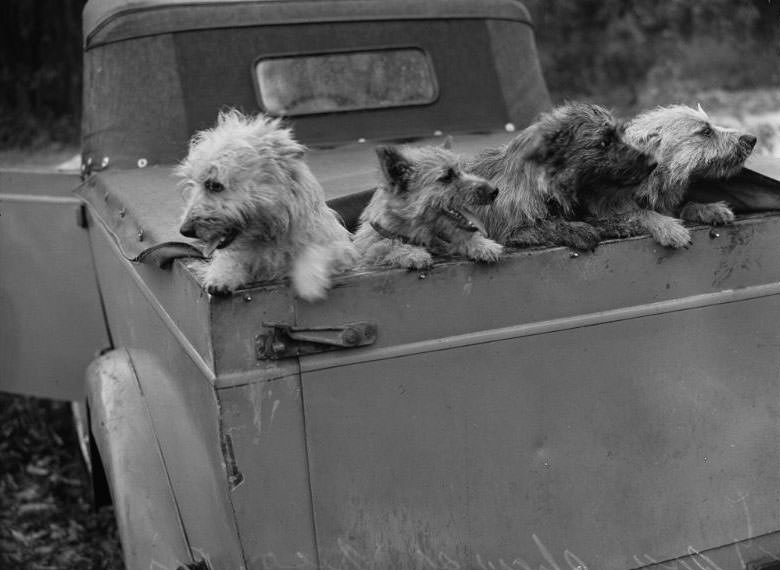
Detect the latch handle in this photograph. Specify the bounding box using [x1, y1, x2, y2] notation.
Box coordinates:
[256, 321, 377, 360]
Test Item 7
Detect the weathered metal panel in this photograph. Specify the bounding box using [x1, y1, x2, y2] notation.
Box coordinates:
[218, 377, 319, 570]
[86, 349, 192, 570]
[293, 215, 780, 363]
[0, 171, 110, 400]
[300, 294, 780, 570]
[86, 218, 246, 570]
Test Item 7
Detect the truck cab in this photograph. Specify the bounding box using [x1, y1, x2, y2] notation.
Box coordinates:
[4, 2, 780, 570]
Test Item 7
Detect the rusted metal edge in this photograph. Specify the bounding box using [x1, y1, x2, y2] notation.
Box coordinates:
[297, 281, 780, 376]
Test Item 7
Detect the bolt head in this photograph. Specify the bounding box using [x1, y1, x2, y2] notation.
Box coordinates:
[342, 329, 360, 346]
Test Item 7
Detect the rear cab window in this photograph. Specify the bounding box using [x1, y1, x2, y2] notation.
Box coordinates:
[254, 48, 439, 116]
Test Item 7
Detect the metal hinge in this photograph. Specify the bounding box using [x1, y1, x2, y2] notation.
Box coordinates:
[256, 321, 377, 360]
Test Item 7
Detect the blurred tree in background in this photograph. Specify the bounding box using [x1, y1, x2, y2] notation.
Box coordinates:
[524, 0, 780, 115]
[0, 0, 777, 148]
[0, 0, 86, 148]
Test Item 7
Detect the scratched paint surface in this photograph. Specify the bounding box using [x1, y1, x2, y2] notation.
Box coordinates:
[300, 296, 780, 570]
[218, 376, 319, 570]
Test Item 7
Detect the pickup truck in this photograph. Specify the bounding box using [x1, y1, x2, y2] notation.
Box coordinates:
[3, 1, 780, 570]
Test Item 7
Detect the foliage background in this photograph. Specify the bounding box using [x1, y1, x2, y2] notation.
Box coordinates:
[525, 0, 780, 114]
[0, 0, 778, 149]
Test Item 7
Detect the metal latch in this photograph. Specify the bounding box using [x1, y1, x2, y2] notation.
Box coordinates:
[256, 321, 377, 360]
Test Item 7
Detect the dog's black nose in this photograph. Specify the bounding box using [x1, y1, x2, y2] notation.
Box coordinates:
[179, 219, 198, 238]
[740, 134, 757, 150]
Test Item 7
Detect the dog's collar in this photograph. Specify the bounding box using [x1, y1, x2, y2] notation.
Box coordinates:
[370, 221, 413, 244]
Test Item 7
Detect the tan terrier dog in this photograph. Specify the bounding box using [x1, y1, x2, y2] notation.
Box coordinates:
[177, 110, 358, 299]
[354, 143, 503, 269]
[583, 104, 757, 248]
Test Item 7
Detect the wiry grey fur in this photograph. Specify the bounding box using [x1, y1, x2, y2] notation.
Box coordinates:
[177, 110, 357, 299]
[354, 143, 503, 269]
[468, 102, 656, 251]
[584, 104, 757, 248]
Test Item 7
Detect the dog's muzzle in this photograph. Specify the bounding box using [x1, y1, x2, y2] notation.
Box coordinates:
[180, 218, 239, 251]
[740, 134, 757, 151]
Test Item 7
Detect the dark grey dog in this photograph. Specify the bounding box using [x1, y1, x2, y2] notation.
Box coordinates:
[468, 102, 657, 251]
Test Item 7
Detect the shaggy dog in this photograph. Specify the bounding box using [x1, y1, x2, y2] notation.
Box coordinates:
[354, 143, 503, 269]
[177, 110, 358, 299]
[583, 104, 757, 248]
[468, 102, 657, 251]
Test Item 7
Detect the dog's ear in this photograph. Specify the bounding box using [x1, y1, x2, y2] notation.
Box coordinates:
[521, 123, 568, 163]
[375, 145, 412, 192]
[441, 135, 453, 150]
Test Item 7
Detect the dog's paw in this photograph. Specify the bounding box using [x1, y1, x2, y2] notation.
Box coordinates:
[590, 217, 646, 240]
[398, 249, 434, 269]
[204, 281, 235, 296]
[202, 268, 242, 295]
[468, 238, 503, 263]
[294, 279, 329, 302]
[654, 221, 692, 249]
[699, 202, 735, 226]
[559, 221, 601, 252]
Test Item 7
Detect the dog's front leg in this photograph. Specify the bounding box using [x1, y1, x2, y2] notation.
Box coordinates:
[199, 251, 253, 295]
[506, 220, 600, 251]
[460, 233, 503, 263]
[634, 210, 692, 248]
[383, 242, 434, 269]
[679, 201, 735, 226]
[291, 243, 334, 302]
[546, 219, 601, 251]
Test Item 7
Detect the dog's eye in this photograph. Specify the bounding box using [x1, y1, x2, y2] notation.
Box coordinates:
[600, 139, 610, 149]
[438, 168, 457, 183]
[204, 179, 225, 193]
[699, 126, 713, 138]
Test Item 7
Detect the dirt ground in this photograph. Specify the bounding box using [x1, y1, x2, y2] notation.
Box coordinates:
[0, 393, 124, 570]
[1, 86, 778, 570]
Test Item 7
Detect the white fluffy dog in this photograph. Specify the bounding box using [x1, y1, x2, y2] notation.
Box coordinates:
[177, 110, 358, 300]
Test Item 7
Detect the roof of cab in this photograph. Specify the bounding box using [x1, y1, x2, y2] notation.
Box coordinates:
[84, 0, 532, 49]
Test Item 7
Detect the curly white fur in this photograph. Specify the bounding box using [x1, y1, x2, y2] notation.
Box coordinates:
[177, 110, 357, 300]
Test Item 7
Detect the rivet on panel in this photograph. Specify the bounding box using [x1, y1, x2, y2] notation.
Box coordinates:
[569, 251, 579, 258]
[137, 158, 148, 168]
[243, 294, 252, 303]
[709, 228, 720, 239]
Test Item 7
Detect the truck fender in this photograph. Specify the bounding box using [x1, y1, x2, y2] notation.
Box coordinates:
[86, 349, 194, 570]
